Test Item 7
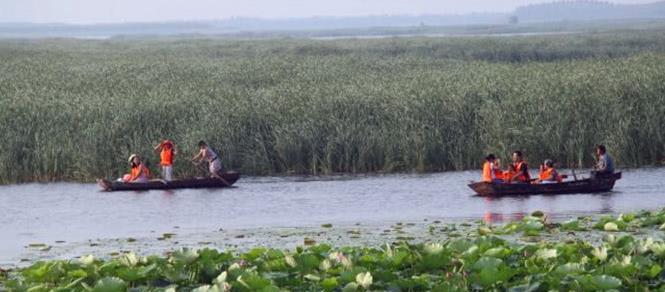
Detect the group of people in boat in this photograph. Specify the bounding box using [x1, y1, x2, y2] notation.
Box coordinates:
[481, 144, 615, 184]
[121, 140, 228, 184]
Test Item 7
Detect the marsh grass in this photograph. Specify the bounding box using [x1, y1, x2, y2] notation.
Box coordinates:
[0, 30, 664, 183]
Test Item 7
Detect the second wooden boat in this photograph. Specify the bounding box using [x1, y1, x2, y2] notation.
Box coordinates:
[468, 172, 621, 196]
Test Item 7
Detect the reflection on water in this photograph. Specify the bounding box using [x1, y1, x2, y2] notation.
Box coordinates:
[0, 168, 664, 261]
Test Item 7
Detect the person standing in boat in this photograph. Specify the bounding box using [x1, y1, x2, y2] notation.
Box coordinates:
[122, 154, 151, 183]
[154, 139, 177, 181]
[192, 140, 230, 185]
[593, 144, 615, 176]
[535, 159, 562, 184]
[482, 154, 504, 183]
[506, 150, 531, 183]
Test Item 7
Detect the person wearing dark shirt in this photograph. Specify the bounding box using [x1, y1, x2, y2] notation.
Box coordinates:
[508, 150, 531, 183]
[594, 144, 615, 176]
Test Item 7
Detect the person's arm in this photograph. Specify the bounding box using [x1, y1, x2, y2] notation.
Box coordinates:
[511, 164, 527, 181]
[192, 149, 203, 163]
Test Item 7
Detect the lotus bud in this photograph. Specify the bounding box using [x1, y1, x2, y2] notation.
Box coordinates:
[604, 222, 619, 232]
[284, 255, 297, 268]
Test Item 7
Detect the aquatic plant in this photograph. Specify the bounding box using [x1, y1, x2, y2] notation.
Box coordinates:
[0, 28, 664, 183]
[7, 209, 665, 290]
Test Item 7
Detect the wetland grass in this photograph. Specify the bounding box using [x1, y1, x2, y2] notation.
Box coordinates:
[0, 30, 664, 183]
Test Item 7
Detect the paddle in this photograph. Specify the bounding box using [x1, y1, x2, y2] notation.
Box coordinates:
[191, 161, 230, 186]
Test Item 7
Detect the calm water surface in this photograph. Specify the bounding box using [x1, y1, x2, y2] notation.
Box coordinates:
[1, 168, 664, 262]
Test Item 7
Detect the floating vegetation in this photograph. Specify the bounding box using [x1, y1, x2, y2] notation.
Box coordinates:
[321, 224, 333, 228]
[8, 209, 665, 289]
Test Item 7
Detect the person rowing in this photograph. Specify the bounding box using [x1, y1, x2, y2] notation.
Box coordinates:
[593, 144, 615, 177]
[191, 140, 230, 186]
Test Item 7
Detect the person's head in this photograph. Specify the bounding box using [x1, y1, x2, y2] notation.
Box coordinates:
[128, 154, 140, 166]
[162, 140, 173, 149]
[485, 154, 496, 162]
[512, 151, 523, 162]
[596, 144, 606, 156]
[544, 159, 554, 168]
[198, 140, 207, 149]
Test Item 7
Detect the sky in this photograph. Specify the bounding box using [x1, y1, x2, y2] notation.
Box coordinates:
[0, 0, 657, 24]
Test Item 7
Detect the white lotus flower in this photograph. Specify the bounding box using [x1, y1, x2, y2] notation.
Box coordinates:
[535, 248, 558, 260]
[424, 243, 444, 255]
[638, 237, 655, 254]
[329, 252, 342, 262]
[356, 272, 373, 289]
[341, 256, 353, 269]
[120, 252, 139, 266]
[319, 259, 331, 271]
[384, 243, 394, 257]
[284, 255, 297, 268]
[79, 254, 95, 266]
[603, 234, 616, 244]
[228, 263, 241, 271]
[604, 222, 619, 232]
[192, 284, 223, 292]
[649, 242, 665, 256]
[592, 246, 608, 262]
[214, 271, 227, 285]
[621, 256, 632, 266]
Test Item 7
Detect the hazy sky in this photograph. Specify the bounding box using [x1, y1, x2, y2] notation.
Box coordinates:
[0, 0, 657, 24]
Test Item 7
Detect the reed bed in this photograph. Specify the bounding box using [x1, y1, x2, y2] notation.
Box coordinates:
[0, 31, 664, 183]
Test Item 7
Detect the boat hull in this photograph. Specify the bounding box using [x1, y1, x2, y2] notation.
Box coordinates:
[97, 171, 240, 191]
[468, 172, 621, 196]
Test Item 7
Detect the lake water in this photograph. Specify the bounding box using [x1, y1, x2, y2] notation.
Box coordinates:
[1, 168, 664, 264]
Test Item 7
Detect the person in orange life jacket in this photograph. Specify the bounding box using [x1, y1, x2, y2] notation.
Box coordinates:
[535, 159, 562, 184]
[154, 139, 177, 181]
[482, 154, 504, 183]
[122, 154, 150, 183]
[507, 150, 531, 183]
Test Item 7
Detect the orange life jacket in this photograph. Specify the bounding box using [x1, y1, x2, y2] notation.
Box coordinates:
[130, 164, 150, 181]
[160, 146, 174, 166]
[512, 161, 531, 182]
[539, 168, 562, 183]
[482, 162, 503, 182]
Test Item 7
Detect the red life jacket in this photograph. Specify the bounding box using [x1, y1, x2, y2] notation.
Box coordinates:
[130, 164, 150, 181]
[512, 161, 531, 182]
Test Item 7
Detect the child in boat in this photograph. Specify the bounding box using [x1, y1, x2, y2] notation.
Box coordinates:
[481, 154, 504, 183]
[154, 139, 176, 181]
[191, 140, 230, 185]
[535, 159, 562, 184]
[122, 154, 151, 183]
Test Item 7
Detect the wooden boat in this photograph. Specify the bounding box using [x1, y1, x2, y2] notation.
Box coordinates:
[468, 172, 621, 196]
[97, 171, 240, 191]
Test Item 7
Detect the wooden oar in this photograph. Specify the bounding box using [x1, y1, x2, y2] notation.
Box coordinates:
[192, 161, 230, 186]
